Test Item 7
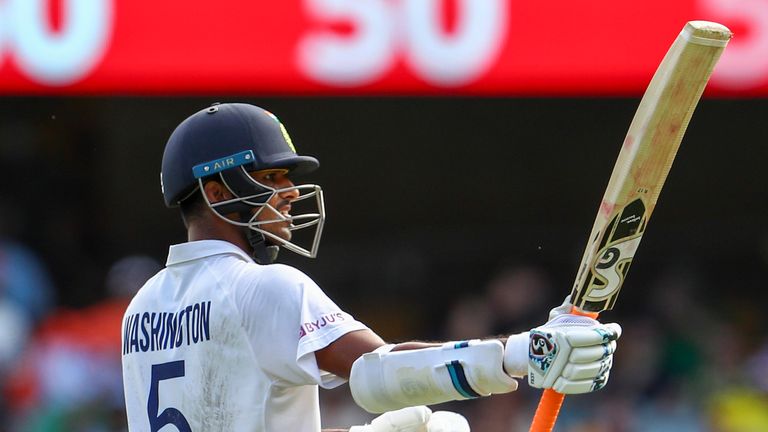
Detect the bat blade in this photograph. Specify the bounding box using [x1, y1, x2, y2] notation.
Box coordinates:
[529, 21, 732, 432]
[570, 21, 732, 313]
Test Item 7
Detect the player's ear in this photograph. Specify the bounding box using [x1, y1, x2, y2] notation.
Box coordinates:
[203, 180, 233, 203]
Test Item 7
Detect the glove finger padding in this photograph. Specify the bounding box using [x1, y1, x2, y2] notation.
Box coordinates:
[350, 406, 433, 432]
[562, 356, 613, 380]
[527, 316, 621, 394]
[350, 407, 472, 432]
[565, 323, 621, 347]
[374, 406, 432, 431]
[553, 371, 611, 394]
[569, 340, 616, 363]
[427, 411, 471, 432]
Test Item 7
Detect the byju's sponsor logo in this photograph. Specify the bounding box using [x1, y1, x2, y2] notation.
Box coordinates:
[298, 312, 345, 338]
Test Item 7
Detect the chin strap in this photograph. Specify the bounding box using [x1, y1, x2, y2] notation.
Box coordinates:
[240, 210, 279, 264]
[208, 197, 281, 264]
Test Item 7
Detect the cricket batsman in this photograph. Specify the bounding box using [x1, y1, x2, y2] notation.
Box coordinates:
[120, 103, 621, 431]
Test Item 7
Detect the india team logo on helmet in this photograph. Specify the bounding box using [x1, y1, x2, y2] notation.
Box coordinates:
[264, 110, 297, 153]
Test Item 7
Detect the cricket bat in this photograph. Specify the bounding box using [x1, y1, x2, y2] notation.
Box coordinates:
[529, 21, 732, 432]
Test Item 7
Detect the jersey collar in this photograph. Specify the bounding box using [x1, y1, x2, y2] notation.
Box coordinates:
[166, 240, 254, 266]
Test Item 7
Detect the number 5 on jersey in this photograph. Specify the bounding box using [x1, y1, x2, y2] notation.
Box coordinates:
[148, 361, 191, 432]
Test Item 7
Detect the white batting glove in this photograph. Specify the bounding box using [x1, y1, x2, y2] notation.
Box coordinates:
[504, 315, 621, 394]
[547, 295, 573, 321]
[428, 411, 470, 432]
[349, 406, 470, 432]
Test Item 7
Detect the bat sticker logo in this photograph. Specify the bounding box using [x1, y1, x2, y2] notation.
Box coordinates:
[595, 247, 620, 269]
[620, 214, 642, 224]
[588, 235, 642, 299]
[574, 198, 648, 311]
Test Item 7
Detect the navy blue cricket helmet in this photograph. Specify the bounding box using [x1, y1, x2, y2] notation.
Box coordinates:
[161, 103, 319, 207]
[160, 103, 325, 261]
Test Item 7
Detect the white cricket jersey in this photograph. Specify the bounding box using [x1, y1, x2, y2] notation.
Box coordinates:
[121, 240, 369, 431]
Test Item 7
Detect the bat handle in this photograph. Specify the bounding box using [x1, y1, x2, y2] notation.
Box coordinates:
[528, 307, 600, 432]
[529, 389, 565, 432]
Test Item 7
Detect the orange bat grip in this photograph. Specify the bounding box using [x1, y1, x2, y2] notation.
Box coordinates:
[528, 307, 600, 432]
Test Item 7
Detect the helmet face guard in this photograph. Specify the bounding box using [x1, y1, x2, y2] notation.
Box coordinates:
[193, 150, 325, 259]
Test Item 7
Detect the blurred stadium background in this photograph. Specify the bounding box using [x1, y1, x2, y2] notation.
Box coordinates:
[0, 1, 766, 431]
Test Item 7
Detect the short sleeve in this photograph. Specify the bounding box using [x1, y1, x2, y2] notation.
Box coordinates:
[232, 264, 368, 388]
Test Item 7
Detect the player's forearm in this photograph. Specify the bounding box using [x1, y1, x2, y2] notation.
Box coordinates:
[393, 338, 513, 351]
[390, 341, 441, 351]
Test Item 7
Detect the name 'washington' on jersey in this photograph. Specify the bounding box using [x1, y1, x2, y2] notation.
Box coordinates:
[121, 240, 369, 431]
